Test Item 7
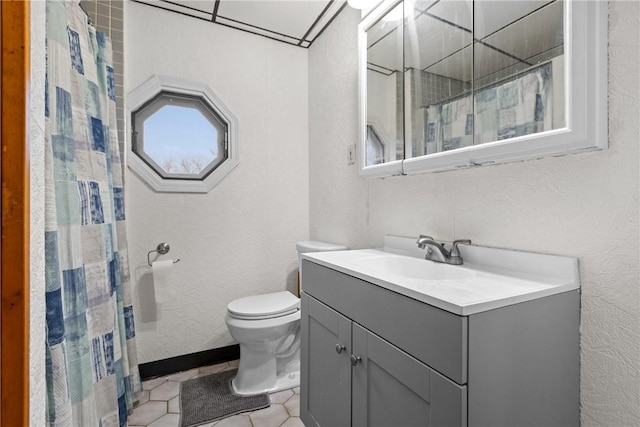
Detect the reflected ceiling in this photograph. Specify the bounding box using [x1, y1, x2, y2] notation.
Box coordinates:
[132, 0, 348, 48]
[368, 0, 563, 85]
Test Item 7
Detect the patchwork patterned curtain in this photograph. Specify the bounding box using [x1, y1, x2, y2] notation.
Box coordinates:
[45, 1, 141, 426]
[424, 63, 553, 153]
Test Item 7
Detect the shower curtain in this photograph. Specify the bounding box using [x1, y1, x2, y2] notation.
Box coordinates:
[44, 1, 141, 426]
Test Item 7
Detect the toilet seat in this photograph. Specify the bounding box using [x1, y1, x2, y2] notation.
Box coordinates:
[228, 291, 300, 320]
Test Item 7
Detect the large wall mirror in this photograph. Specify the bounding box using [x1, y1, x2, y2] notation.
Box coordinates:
[358, 0, 607, 177]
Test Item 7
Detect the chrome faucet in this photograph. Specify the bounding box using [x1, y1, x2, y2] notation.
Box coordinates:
[416, 235, 471, 265]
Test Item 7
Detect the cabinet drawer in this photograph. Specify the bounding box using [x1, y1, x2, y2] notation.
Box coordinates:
[302, 260, 468, 384]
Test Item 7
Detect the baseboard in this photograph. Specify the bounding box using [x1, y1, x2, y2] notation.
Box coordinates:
[138, 344, 240, 380]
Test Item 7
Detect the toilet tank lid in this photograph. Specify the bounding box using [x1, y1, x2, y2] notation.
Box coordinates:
[228, 291, 300, 318]
[296, 240, 348, 253]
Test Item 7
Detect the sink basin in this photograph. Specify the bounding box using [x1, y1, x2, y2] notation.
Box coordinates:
[353, 254, 474, 281]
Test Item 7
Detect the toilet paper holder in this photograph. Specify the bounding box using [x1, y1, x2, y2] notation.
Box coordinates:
[147, 242, 181, 266]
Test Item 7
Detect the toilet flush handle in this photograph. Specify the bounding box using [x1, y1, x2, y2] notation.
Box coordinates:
[335, 344, 346, 354]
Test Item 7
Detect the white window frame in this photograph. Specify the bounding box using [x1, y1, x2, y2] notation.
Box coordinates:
[127, 75, 239, 193]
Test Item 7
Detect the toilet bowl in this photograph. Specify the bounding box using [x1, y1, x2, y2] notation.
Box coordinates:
[226, 291, 301, 395]
[225, 241, 347, 396]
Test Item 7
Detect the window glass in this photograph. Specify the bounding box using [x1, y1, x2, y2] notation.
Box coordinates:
[132, 92, 228, 180]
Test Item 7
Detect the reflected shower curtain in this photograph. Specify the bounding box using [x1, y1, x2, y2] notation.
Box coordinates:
[44, 1, 141, 426]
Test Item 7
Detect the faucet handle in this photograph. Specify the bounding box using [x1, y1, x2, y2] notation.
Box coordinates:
[449, 240, 472, 264]
[419, 234, 434, 240]
[451, 239, 471, 258]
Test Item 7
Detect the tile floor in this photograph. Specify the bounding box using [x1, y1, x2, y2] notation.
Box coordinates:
[129, 360, 303, 427]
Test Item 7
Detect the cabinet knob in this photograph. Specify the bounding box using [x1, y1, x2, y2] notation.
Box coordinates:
[335, 344, 346, 354]
[350, 354, 362, 366]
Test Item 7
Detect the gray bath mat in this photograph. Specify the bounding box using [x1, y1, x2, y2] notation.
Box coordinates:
[179, 369, 270, 427]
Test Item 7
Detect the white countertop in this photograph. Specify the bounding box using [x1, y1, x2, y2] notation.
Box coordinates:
[302, 236, 580, 315]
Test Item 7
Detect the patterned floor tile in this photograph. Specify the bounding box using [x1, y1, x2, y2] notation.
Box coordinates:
[135, 390, 150, 406]
[269, 389, 294, 404]
[150, 381, 181, 401]
[143, 377, 169, 391]
[284, 394, 300, 417]
[191, 372, 216, 379]
[128, 400, 168, 425]
[166, 368, 199, 382]
[168, 395, 180, 413]
[215, 414, 252, 427]
[249, 404, 289, 427]
[148, 412, 181, 427]
[199, 362, 229, 375]
[134, 360, 300, 427]
[281, 417, 305, 427]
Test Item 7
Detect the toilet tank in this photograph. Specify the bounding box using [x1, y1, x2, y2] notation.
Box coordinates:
[296, 241, 348, 272]
[296, 241, 348, 296]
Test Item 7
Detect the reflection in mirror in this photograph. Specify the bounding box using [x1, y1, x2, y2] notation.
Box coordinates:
[474, 1, 564, 144]
[365, 2, 405, 166]
[366, 124, 385, 165]
[405, 0, 473, 157]
[405, 0, 565, 157]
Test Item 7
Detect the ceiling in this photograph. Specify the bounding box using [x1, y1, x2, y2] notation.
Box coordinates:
[367, 0, 563, 85]
[132, 0, 349, 48]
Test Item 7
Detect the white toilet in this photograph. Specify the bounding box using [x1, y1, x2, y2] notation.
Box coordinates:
[225, 241, 347, 395]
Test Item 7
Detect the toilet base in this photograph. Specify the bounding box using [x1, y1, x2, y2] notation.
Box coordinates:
[227, 316, 301, 396]
[232, 369, 300, 396]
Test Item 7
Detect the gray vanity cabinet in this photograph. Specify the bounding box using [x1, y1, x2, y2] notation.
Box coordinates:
[300, 259, 580, 427]
[302, 294, 465, 427]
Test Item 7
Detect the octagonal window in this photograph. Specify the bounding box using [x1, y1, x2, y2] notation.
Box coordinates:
[132, 92, 228, 180]
[127, 76, 238, 193]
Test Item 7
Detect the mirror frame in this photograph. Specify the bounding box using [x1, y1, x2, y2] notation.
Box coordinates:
[358, 0, 406, 177]
[358, 0, 608, 177]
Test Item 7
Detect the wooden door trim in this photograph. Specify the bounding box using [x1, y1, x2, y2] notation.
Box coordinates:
[1, 1, 31, 426]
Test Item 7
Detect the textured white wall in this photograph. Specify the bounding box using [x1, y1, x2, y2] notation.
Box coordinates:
[30, 1, 47, 425]
[125, 2, 309, 363]
[309, 3, 639, 426]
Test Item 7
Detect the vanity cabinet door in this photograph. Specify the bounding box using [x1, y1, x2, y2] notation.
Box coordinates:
[301, 294, 352, 427]
[352, 324, 467, 427]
